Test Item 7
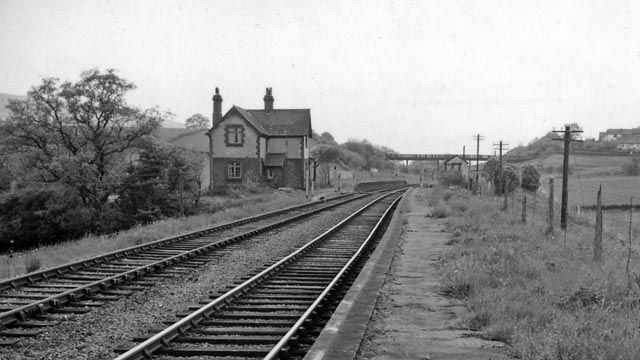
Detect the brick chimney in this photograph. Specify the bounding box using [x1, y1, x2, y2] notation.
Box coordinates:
[263, 87, 274, 112]
[212, 87, 223, 127]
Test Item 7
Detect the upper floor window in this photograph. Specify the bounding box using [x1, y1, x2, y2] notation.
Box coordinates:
[225, 125, 244, 146]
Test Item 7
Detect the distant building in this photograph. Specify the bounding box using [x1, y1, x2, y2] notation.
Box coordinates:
[443, 155, 468, 173]
[615, 136, 640, 151]
[598, 128, 640, 151]
[598, 128, 640, 142]
[205, 88, 312, 192]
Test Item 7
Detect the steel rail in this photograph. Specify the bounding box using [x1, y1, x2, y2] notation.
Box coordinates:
[0, 193, 355, 293]
[0, 193, 366, 328]
[264, 191, 404, 359]
[113, 189, 405, 360]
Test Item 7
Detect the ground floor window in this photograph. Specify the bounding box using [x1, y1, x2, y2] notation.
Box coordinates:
[266, 168, 274, 179]
[228, 162, 241, 179]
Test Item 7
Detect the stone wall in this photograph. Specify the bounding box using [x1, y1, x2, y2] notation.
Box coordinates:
[210, 157, 261, 193]
[284, 158, 304, 189]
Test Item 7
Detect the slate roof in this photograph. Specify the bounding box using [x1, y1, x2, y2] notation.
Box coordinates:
[230, 106, 312, 137]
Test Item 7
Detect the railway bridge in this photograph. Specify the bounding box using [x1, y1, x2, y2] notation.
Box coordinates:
[385, 153, 492, 162]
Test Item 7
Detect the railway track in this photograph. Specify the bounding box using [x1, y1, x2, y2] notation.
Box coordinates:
[0, 192, 379, 345]
[114, 189, 405, 360]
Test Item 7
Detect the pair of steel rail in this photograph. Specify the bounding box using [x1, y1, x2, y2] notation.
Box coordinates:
[114, 189, 405, 360]
[0, 193, 364, 334]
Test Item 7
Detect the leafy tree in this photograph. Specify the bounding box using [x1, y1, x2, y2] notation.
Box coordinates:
[566, 122, 583, 141]
[342, 139, 394, 170]
[483, 159, 520, 193]
[318, 132, 338, 146]
[311, 144, 341, 163]
[521, 164, 541, 192]
[338, 148, 366, 170]
[185, 113, 209, 129]
[502, 165, 520, 193]
[0, 69, 165, 212]
[117, 139, 203, 224]
[311, 144, 341, 184]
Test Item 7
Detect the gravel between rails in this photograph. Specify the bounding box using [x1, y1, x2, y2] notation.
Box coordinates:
[0, 196, 374, 360]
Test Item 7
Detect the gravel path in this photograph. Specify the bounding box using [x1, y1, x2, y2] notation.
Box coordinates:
[0, 196, 373, 360]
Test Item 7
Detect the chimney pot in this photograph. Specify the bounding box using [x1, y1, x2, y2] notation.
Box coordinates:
[263, 87, 274, 112]
[212, 87, 223, 126]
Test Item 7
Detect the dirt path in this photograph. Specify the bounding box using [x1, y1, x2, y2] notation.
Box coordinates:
[355, 188, 512, 360]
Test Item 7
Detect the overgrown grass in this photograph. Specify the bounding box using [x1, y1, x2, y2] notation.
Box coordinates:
[437, 187, 640, 359]
[0, 190, 308, 280]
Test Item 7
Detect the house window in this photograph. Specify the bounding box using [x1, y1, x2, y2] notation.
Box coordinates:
[228, 162, 241, 179]
[225, 125, 244, 146]
[267, 168, 274, 179]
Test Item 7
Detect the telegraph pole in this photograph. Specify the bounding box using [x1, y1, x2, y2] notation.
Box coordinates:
[473, 134, 484, 194]
[553, 125, 583, 229]
[492, 141, 508, 195]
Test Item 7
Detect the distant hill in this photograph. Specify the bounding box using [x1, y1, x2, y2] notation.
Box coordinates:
[154, 128, 209, 153]
[0, 93, 27, 121]
[162, 119, 185, 128]
[508, 131, 618, 160]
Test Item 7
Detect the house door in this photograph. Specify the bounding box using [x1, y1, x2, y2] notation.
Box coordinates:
[267, 167, 283, 187]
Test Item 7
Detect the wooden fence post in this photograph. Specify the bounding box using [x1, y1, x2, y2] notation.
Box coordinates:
[594, 185, 602, 262]
[547, 178, 554, 234]
[522, 193, 527, 223]
[626, 196, 633, 276]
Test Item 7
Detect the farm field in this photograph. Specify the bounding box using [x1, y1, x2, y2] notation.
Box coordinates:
[522, 153, 630, 177]
[549, 175, 640, 207]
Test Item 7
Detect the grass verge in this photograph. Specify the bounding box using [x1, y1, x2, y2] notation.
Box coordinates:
[0, 190, 308, 280]
[438, 187, 640, 359]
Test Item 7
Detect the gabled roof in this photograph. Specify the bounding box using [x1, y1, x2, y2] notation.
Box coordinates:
[223, 106, 312, 137]
[444, 155, 467, 165]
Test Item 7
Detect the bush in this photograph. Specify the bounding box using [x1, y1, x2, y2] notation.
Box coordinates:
[0, 187, 97, 250]
[431, 201, 452, 218]
[438, 171, 465, 187]
[521, 164, 540, 192]
[24, 255, 41, 273]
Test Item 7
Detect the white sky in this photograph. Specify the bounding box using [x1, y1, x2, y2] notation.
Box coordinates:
[1, 0, 640, 153]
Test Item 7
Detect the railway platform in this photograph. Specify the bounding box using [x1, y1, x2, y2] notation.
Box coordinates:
[305, 187, 512, 360]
